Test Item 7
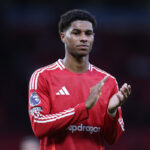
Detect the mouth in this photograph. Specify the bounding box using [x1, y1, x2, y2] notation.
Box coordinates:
[76, 45, 89, 50]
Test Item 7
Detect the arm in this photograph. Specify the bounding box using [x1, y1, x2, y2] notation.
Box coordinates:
[103, 107, 124, 144]
[28, 72, 88, 139]
[103, 79, 131, 144]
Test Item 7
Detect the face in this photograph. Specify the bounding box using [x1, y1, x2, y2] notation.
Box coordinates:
[61, 20, 94, 57]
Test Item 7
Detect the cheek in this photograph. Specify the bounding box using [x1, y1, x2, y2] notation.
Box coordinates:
[65, 37, 71, 46]
[66, 37, 77, 47]
[89, 37, 94, 45]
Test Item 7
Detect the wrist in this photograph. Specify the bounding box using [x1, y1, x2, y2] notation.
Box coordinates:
[107, 108, 117, 118]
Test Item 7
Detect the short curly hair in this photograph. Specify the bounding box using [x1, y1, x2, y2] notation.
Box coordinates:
[58, 9, 97, 33]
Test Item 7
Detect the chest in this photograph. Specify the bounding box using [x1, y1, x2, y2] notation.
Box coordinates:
[47, 72, 112, 126]
[49, 73, 98, 107]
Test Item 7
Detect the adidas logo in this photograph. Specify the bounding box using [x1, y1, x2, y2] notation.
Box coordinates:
[56, 86, 70, 95]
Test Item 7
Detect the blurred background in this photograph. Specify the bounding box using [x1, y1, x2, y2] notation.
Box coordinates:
[1, 0, 150, 149]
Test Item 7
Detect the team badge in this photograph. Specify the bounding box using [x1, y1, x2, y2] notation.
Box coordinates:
[30, 92, 41, 106]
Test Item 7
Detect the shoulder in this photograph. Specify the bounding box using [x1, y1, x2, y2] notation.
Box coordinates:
[91, 65, 118, 89]
[29, 61, 58, 89]
[91, 65, 116, 80]
[30, 60, 63, 78]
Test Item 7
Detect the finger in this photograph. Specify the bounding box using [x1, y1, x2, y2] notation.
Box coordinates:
[126, 85, 131, 96]
[97, 75, 109, 86]
[116, 92, 125, 105]
[127, 85, 131, 95]
[116, 92, 122, 101]
[121, 83, 131, 96]
[98, 75, 109, 91]
[102, 75, 109, 83]
[120, 89, 128, 99]
[120, 83, 128, 98]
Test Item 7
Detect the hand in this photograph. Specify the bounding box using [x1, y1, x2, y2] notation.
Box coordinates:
[107, 83, 131, 117]
[85, 75, 108, 110]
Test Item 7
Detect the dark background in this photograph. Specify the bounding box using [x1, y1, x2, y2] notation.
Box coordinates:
[1, 0, 150, 149]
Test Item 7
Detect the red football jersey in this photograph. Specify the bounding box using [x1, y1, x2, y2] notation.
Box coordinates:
[28, 59, 124, 150]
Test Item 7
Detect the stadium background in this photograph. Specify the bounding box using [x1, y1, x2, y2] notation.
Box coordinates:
[1, 0, 150, 149]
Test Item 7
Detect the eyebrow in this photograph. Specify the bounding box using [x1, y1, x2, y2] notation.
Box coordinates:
[72, 28, 93, 32]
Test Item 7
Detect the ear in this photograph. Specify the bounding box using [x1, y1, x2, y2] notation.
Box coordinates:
[60, 32, 65, 43]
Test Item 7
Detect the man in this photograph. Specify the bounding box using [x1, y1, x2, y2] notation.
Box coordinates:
[28, 9, 131, 150]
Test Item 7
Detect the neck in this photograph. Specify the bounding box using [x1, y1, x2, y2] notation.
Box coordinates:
[62, 54, 90, 73]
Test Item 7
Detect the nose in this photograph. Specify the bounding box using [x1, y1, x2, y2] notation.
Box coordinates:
[80, 33, 88, 43]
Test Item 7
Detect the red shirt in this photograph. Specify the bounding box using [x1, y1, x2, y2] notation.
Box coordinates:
[28, 59, 124, 150]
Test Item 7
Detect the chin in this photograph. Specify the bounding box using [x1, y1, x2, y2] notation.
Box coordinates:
[74, 52, 89, 58]
[69, 48, 91, 57]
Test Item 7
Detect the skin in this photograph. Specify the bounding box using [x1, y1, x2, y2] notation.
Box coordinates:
[60, 20, 131, 118]
[60, 20, 94, 73]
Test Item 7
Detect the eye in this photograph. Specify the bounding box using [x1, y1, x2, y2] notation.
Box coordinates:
[72, 31, 80, 35]
[86, 31, 93, 36]
[72, 29, 81, 35]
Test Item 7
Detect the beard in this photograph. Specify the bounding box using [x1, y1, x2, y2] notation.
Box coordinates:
[67, 46, 92, 58]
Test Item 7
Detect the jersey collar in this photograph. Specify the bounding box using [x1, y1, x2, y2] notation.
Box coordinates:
[57, 59, 92, 71]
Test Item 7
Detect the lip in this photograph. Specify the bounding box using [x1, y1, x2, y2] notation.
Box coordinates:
[77, 45, 89, 49]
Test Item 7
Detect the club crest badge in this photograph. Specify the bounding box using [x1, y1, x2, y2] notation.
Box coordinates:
[30, 92, 41, 106]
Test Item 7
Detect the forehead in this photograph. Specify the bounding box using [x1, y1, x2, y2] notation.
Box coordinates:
[69, 20, 93, 31]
